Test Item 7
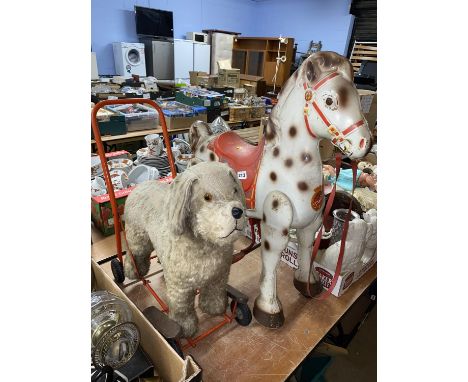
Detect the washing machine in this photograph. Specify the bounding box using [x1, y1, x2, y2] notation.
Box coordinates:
[112, 42, 147, 78]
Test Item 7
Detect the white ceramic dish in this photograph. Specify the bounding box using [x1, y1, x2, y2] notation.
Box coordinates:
[91, 155, 103, 178]
[107, 158, 133, 175]
[109, 169, 129, 190]
[91, 176, 107, 196]
[127, 165, 160, 186]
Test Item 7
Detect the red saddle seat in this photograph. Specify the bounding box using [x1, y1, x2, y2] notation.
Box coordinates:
[208, 131, 265, 206]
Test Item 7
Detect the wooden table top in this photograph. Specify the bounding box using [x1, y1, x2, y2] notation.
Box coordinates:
[91, 126, 191, 144]
[91, 228, 376, 382]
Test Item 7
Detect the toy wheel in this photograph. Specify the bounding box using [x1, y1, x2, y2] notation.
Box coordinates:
[230, 300, 252, 326]
[111, 258, 125, 284]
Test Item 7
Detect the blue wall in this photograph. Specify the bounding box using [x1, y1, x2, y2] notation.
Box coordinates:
[92, 0, 353, 75]
[92, 0, 257, 74]
[253, 0, 354, 61]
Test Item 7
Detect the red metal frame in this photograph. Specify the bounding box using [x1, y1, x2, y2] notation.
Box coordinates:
[91, 98, 256, 350]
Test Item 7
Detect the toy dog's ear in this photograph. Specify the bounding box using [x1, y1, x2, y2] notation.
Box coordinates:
[168, 174, 197, 235]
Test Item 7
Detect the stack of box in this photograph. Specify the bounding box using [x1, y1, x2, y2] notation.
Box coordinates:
[189, 71, 218, 87]
[217, 68, 240, 88]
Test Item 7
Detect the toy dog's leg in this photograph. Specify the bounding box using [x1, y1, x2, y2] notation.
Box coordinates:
[166, 280, 198, 338]
[123, 225, 153, 280]
[253, 191, 293, 328]
[199, 265, 230, 316]
[293, 219, 323, 297]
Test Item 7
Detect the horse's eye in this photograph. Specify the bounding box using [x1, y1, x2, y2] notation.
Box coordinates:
[326, 97, 333, 106]
[204, 193, 213, 202]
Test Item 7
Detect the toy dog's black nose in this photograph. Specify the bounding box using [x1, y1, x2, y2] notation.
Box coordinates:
[231, 207, 243, 219]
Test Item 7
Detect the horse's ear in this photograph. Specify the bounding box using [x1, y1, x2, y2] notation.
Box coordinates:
[189, 120, 212, 153]
[305, 51, 354, 84]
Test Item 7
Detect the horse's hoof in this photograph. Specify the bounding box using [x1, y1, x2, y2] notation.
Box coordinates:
[253, 300, 284, 328]
[293, 277, 323, 298]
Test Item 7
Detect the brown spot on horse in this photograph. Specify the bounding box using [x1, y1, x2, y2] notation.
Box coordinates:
[338, 86, 349, 108]
[209, 152, 216, 161]
[297, 181, 309, 191]
[270, 172, 277, 181]
[289, 126, 297, 137]
[264, 240, 270, 251]
[273, 147, 280, 157]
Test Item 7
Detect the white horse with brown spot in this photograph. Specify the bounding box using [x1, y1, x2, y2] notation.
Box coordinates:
[190, 51, 372, 328]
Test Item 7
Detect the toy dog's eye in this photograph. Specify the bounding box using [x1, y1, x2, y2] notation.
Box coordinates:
[204, 193, 213, 201]
[233, 187, 238, 194]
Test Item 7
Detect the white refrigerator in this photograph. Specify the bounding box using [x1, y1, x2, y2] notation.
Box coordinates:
[174, 39, 210, 80]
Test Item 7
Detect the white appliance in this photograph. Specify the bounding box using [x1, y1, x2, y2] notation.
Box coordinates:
[141, 39, 174, 80]
[91, 52, 99, 80]
[174, 40, 211, 80]
[112, 42, 146, 78]
[187, 32, 208, 44]
[193, 42, 210, 73]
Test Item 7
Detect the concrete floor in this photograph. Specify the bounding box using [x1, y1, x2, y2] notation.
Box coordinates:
[323, 306, 377, 382]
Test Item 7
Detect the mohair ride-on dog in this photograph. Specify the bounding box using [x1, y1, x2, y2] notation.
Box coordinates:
[190, 51, 372, 328]
[123, 161, 246, 337]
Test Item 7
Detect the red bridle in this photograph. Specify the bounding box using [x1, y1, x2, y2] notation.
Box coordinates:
[303, 72, 365, 146]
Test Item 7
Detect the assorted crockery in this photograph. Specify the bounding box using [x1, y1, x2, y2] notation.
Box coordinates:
[107, 158, 133, 175]
[176, 154, 194, 173]
[136, 147, 150, 162]
[91, 155, 103, 179]
[127, 165, 160, 186]
[145, 133, 163, 156]
[163, 146, 181, 161]
[109, 169, 129, 190]
[91, 177, 107, 197]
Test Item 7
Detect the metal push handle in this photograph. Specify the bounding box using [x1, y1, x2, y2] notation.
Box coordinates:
[91, 98, 177, 259]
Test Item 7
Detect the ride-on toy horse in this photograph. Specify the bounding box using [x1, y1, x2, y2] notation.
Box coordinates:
[190, 51, 372, 328]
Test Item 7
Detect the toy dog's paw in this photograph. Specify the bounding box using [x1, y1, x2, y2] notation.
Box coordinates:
[178, 315, 198, 338]
[199, 293, 228, 316]
[123, 254, 150, 280]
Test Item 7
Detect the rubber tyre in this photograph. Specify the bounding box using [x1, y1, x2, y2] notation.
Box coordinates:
[230, 300, 252, 326]
[111, 258, 125, 284]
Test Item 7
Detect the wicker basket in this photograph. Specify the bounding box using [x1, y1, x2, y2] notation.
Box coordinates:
[249, 105, 266, 119]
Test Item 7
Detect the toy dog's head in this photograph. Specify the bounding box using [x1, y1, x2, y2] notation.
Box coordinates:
[168, 161, 246, 247]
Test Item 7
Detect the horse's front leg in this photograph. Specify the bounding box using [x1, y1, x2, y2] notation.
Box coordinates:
[253, 191, 293, 328]
[293, 218, 323, 297]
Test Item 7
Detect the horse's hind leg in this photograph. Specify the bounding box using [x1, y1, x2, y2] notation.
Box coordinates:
[253, 191, 293, 328]
[293, 219, 323, 297]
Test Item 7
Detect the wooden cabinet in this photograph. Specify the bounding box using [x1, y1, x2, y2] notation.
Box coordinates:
[232, 37, 295, 87]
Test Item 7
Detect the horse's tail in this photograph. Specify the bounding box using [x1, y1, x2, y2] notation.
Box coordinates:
[189, 120, 213, 153]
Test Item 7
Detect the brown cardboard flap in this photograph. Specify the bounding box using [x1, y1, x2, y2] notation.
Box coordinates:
[91, 259, 201, 382]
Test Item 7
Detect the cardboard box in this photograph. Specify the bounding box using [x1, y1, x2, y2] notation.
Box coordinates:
[91, 176, 173, 236]
[165, 113, 207, 131]
[239, 74, 266, 96]
[358, 89, 377, 130]
[91, 259, 202, 381]
[243, 225, 376, 297]
[92, 108, 127, 138]
[218, 68, 240, 88]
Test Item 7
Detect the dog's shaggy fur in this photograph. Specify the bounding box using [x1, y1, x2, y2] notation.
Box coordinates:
[123, 161, 246, 337]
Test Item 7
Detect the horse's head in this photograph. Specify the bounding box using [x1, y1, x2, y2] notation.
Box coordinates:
[297, 51, 372, 159]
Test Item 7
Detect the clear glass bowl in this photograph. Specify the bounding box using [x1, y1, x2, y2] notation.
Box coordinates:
[91, 291, 140, 369]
